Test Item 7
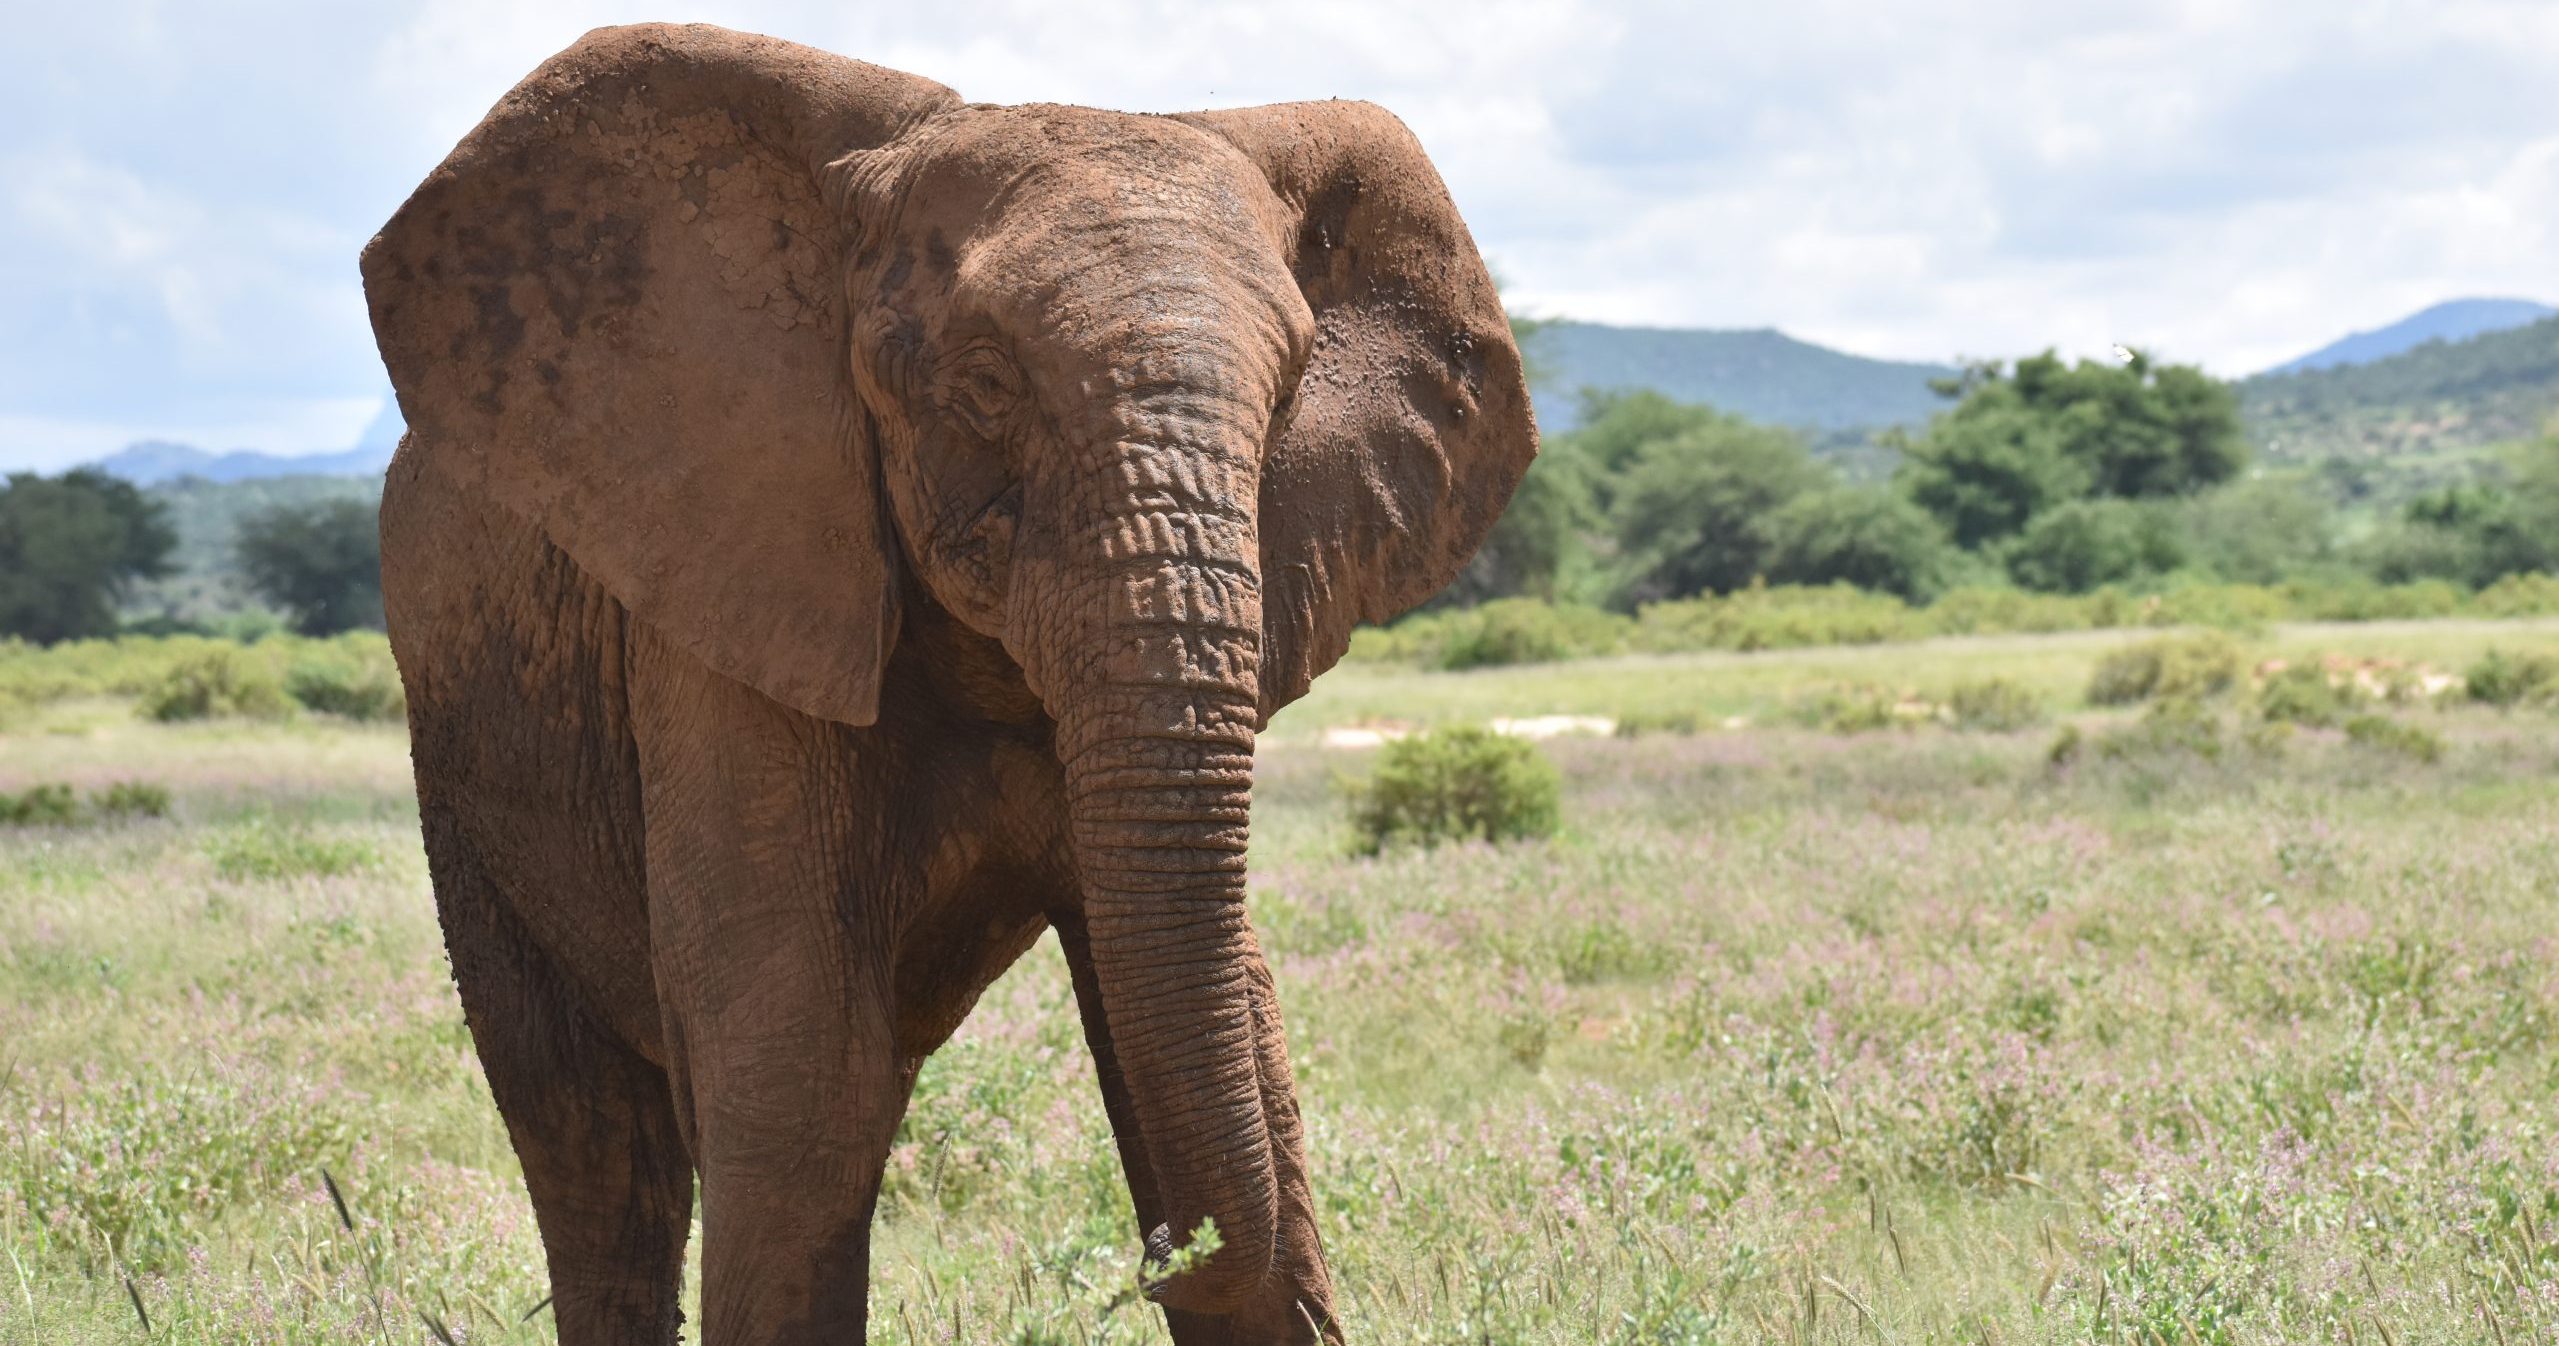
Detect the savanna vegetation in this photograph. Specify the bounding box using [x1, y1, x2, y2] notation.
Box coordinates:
[1452, 347, 2559, 627]
[3, 616, 2555, 1343]
[4, 318, 2554, 1341]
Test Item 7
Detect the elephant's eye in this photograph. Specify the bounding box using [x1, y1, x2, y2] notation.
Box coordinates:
[941, 341, 1025, 444]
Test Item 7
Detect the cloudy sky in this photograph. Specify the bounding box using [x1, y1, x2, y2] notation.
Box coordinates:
[4, 0, 2553, 470]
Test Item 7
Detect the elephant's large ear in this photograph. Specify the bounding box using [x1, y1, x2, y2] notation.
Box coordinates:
[1177, 102, 1539, 714]
[362, 24, 957, 725]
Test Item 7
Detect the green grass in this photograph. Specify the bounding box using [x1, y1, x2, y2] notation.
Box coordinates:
[4, 622, 2557, 1343]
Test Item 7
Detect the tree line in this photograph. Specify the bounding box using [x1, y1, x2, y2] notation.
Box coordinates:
[0, 471, 381, 643]
[1453, 346, 2559, 612]
[5, 343, 2555, 645]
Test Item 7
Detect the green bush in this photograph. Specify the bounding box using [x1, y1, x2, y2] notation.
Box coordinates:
[1946, 677, 2045, 731]
[2464, 648, 2559, 709]
[1436, 599, 1632, 670]
[2343, 714, 2445, 764]
[2471, 571, 2559, 618]
[2004, 498, 2187, 594]
[135, 647, 292, 722]
[1346, 726, 1562, 855]
[0, 782, 80, 825]
[93, 780, 172, 819]
[2085, 632, 2245, 706]
[1928, 585, 2094, 635]
[285, 641, 407, 721]
[1634, 582, 1925, 652]
[2096, 697, 2224, 763]
[0, 780, 173, 825]
[2256, 664, 2357, 728]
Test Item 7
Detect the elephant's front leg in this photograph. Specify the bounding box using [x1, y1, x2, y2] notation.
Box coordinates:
[628, 628, 907, 1344]
[1054, 908, 1342, 1345]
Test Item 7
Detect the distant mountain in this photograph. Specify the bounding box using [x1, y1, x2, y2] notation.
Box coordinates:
[89, 437, 395, 486]
[2239, 313, 2559, 460]
[2268, 298, 2554, 375]
[1524, 320, 1957, 435]
[87, 392, 405, 486]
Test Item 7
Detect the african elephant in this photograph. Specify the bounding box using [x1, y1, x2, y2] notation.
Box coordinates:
[363, 22, 1532, 1345]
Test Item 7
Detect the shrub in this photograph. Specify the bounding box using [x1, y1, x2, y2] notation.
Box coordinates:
[1436, 599, 1631, 670]
[2471, 571, 2559, 618]
[1928, 585, 2094, 635]
[92, 780, 172, 819]
[2344, 714, 2445, 765]
[0, 780, 172, 825]
[2045, 724, 2084, 767]
[1634, 582, 1925, 652]
[2085, 632, 2244, 706]
[2096, 697, 2223, 762]
[285, 644, 407, 721]
[2256, 664, 2356, 727]
[1346, 726, 1561, 855]
[2464, 648, 2559, 709]
[0, 782, 80, 825]
[135, 647, 291, 722]
[2005, 499, 2187, 594]
[1764, 487, 1958, 601]
[1946, 677, 2045, 731]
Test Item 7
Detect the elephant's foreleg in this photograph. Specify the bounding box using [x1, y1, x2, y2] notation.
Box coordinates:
[424, 820, 694, 1344]
[626, 623, 908, 1344]
[1055, 909, 1342, 1345]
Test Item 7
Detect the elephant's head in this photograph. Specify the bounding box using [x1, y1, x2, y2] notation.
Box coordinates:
[363, 23, 1533, 1314]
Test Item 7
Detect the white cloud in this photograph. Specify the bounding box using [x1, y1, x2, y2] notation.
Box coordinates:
[2, 0, 2555, 469]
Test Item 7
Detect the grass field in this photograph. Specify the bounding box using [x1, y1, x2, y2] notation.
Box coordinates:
[3, 620, 2557, 1343]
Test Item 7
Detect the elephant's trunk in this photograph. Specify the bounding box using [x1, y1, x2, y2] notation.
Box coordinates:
[1035, 429, 1279, 1314]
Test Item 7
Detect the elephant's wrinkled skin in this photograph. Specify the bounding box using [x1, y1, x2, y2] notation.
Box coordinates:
[364, 22, 1533, 1344]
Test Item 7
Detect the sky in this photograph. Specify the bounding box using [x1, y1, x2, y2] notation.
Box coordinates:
[3, 0, 2554, 470]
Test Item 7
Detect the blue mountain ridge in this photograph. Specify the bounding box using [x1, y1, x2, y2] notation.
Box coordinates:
[2268, 297, 2554, 375]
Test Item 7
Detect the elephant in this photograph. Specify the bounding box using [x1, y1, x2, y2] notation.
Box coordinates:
[362, 22, 1533, 1345]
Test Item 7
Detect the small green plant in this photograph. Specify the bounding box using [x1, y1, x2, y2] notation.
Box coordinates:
[0, 782, 80, 825]
[2085, 632, 2244, 706]
[2464, 648, 2558, 709]
[2045, 723, 2084, 767]
[203, 815, 381, 881]
[2343, 714, 2444, 764]
[1345, 725, 1561, 854]
[2256, 663, 2356, 727]
[2097, 697, 2223, 762]
[285, 653, 407, 722]
[1946, 677, 2045, 731]
[0, 780, 172, 825]
[91, 780, 172, 819]
[136, 648, 292, 722]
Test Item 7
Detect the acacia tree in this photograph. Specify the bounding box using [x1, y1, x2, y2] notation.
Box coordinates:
[1897, 350, 2247, 549]
[234, 497, 385, 634]
[1613, 411, 1829, 604]
[0, 469, 176, 643]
